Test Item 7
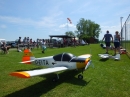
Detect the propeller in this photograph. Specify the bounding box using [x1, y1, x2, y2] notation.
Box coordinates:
[85, 60, 91, 70]
[84, 60, 94, 70]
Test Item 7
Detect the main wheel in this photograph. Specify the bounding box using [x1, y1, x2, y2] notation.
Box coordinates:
[42, 51, 44, 53]
[52, 77, 58, 82]
[78, 74, 83, 79]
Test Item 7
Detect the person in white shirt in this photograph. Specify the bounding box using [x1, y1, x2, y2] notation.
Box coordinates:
[42, 39, 46, 53]
[113, 31, 121, 55]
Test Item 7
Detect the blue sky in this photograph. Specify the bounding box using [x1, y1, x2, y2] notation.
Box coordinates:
[0, 0, 129, 41]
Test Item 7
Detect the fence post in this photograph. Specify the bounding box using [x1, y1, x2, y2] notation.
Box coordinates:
[125, 22, 127, 49]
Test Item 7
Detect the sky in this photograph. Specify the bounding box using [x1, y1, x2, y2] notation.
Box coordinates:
[0, 0, 129, 41]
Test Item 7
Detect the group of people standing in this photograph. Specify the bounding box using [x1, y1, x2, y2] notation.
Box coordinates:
[102, 30, 121, 55]
[17, 37, 47, 53]
[17, 37, 34, 51]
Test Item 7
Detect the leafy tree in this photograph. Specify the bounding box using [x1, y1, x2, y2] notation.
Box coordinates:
[76, 18, 101, 39]
[65, 31, 75, 37]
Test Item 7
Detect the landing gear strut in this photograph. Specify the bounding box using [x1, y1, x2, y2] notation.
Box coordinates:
[52, 74, 59, 82]
[78, 68, 84, 79]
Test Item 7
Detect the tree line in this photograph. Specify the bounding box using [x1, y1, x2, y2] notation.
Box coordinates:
[65, 18, 101, 43]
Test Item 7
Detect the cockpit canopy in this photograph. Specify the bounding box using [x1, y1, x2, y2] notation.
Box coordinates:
[53, 53, 75, 61]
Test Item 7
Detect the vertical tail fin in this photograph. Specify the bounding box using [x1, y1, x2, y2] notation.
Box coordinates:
[111, 54, 120, 60]
[22, 49, 35, 64]
[115, 54, 120, 60]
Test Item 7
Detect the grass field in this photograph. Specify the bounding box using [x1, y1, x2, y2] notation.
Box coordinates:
[0, 44, 130, 97]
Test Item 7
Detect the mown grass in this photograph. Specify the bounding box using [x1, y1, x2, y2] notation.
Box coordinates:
[0, 44, 130, 97]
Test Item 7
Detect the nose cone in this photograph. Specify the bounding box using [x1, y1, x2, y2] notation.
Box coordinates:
[71, 58, 90, 69]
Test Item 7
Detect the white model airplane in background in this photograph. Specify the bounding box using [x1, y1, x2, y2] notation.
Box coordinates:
[98, 54, 120, 60]
[10, 49, 92, 81]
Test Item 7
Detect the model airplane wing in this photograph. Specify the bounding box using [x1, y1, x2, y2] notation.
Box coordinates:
[10, 67, 68, 78]
[100, 55, 109, 58]
[98, 54, 109, 59]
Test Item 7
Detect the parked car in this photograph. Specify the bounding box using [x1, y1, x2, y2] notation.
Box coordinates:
[11, 42, 17, 48]
[7, 41, 17, 48]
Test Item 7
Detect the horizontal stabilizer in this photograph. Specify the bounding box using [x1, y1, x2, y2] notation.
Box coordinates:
[111, 54, 120, 60]
[19, 60, 35, 64]
[10, 67, 68, 78]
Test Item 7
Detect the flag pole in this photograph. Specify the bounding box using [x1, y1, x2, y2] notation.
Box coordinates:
[67, 18, 69, 32]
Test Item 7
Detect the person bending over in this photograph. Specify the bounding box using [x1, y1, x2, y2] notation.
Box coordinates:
[1, 42, 10, 54]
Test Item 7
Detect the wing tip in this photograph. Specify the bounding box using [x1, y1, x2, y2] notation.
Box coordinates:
[10, 72, 30, 78]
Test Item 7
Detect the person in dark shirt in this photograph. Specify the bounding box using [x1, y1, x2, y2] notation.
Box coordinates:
[17, 37, 22, 51]
[102, 30, 113, 54]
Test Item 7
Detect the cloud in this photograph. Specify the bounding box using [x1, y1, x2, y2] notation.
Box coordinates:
[101, 26, 117, 28]
[0, 24, 6, 28]
[127, 21, 130, 24]
[0, 15, 59, 28]
[100, 25, 121, 39]
[59, 23, 76, 28]
[70, 2, 92, 14]
[101, 25, 120, 32]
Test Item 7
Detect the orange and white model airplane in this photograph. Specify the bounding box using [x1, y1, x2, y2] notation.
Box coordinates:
[10, 49, 92, 81]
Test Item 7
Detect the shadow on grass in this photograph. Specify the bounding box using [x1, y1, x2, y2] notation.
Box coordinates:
[15, 67, 43, 71]
[99, 58, 109, 62]
[5, 70, 90, 97]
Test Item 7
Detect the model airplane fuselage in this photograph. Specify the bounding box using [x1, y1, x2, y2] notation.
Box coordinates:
[10, 49, 92, 80]
[98, 54, 120, 60]
[29, 56, 89, 70]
